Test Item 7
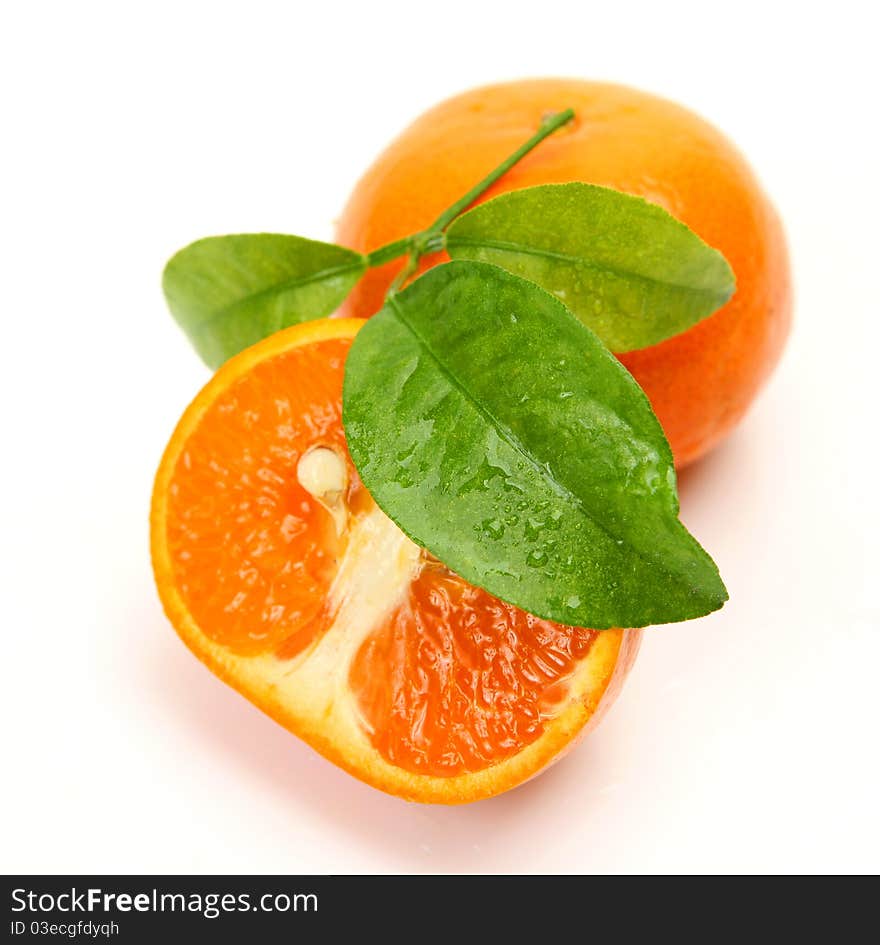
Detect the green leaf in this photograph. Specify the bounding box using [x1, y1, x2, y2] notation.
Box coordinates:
[343, 261, 727, 629]
[163, 234, 366, 368]
[445, 182, 735, 352]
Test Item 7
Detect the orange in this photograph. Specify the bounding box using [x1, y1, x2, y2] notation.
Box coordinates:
[151, 318, 641, 803]
[336, 79, 792, 467]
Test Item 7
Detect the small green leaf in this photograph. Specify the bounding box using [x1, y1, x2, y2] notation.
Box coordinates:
[163, 234, 366, 368]
[445, 182, 735, 352]
[343, 261, 726, 629]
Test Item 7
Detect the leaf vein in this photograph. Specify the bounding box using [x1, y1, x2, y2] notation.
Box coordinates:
[447, 236, 729, 300]
[190, 258, 366, 336]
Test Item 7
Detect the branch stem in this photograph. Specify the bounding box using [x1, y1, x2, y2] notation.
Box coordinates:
[427, 108, 574, 234]
[362, 108, 576, 296]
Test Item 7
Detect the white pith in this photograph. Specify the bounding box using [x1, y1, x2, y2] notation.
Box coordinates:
[218, 505, 423, 750]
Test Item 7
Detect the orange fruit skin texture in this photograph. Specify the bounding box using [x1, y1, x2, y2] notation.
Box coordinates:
[152, 319, 642, 802]
[336, 79, 792, 467]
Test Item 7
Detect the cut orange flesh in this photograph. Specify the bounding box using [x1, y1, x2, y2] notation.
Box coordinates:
[151, 318, 641, 803]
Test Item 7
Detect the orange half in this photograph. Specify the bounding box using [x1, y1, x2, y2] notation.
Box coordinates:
[151, 318, 641, 803]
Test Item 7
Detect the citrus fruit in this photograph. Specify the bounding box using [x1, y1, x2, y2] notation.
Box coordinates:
[151, 317, 641, 803]
[336, 79, 792, 467]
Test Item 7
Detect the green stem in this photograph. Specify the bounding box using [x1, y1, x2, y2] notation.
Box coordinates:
[388, 253, 421, 295]
[427, 108, 574, 234]
[365, 237, 411, 268]
[364, 108, 575, 284]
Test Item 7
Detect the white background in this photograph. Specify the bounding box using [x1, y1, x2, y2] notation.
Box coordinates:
[2, 1, 877, 874]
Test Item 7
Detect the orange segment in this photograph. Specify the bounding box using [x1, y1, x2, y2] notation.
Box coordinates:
[151, 318, 641, 803]
[165, 336, 356, 657]
[351, 562, 599, 776]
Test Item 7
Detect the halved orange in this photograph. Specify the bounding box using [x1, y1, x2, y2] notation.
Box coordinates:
[151, 318, 641, 803]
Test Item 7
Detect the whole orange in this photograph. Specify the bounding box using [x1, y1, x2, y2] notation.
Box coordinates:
[336, 79, 792, 467]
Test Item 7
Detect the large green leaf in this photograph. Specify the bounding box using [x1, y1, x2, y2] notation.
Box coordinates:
[343, 261, 726, 629]
[445, 182, 735, 352]
[163, 234, 366, 368]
